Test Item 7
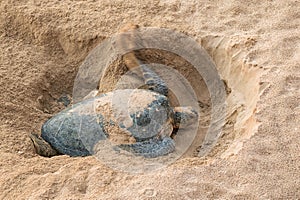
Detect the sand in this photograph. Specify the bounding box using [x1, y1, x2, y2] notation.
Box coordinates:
[0, 0, 299, 199]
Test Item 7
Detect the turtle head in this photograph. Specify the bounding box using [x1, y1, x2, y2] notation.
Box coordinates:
[172, 106, 199, 129]
[29, 133, 60, 157]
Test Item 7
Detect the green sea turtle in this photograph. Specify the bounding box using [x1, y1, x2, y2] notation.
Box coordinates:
[30, 64, 198, 158]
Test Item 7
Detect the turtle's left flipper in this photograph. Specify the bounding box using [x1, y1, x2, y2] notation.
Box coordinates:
[140, 65, 168, 96]
[117, 137, 175, 158]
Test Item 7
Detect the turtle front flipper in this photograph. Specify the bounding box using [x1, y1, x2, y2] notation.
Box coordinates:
[29, 133, 61, 157]
[116, 137, 175, 158]
[140, 65, 169, 96]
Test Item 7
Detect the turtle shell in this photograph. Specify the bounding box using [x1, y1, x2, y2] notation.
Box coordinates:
[41, 89, 173, 156]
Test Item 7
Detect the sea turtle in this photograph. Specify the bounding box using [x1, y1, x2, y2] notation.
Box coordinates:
[30, 64, 198, 158]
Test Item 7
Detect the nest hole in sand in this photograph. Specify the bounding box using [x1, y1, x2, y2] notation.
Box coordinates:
[98, 34, 264, 159]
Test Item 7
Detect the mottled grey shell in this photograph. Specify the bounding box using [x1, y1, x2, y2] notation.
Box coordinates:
[41, 89, 173, 156]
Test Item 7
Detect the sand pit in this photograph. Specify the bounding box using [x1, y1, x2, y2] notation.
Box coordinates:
[0, 0, 299, 199]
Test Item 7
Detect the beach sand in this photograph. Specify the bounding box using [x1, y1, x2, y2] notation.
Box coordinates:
[0, 0, 299, 199]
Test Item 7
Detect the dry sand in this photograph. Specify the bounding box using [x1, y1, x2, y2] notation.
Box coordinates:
[0, 0, 299, 199]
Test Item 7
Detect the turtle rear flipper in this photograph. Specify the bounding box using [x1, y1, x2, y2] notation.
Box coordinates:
[173, 106, 199, 129]
[140, 65, 168, 97]
[117, 137, 175, 158]
[29, 133, 61, 157]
